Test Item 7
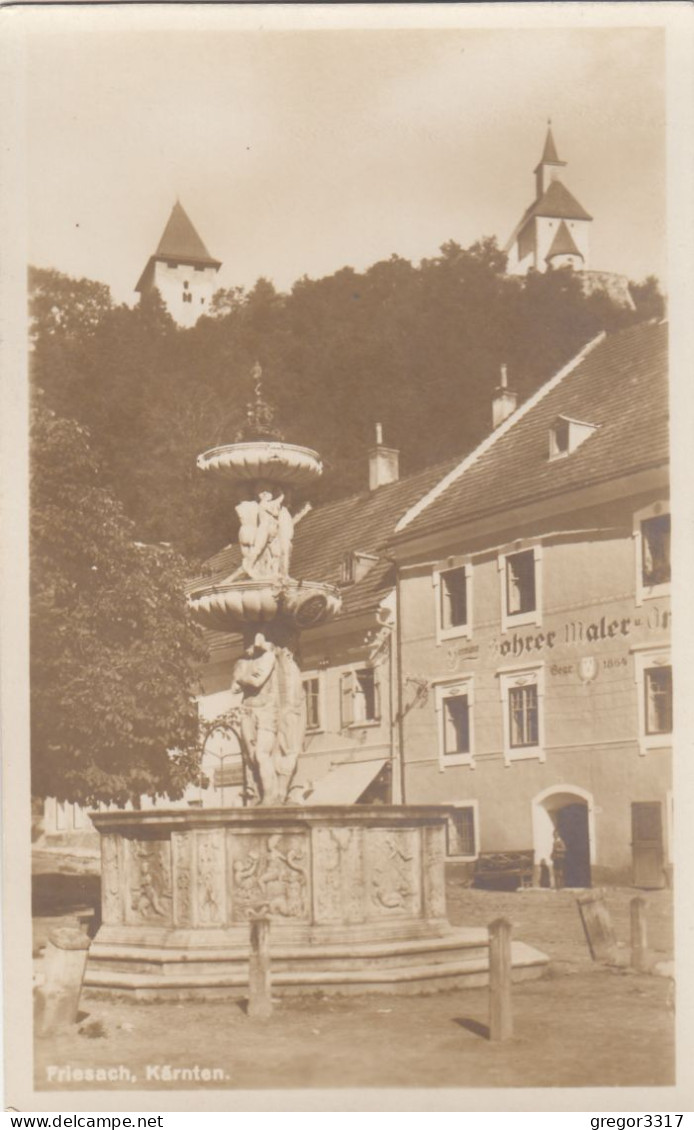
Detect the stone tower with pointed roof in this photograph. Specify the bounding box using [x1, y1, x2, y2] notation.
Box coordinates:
[135, 201, 222, 327]
[505, 125, 592, 275]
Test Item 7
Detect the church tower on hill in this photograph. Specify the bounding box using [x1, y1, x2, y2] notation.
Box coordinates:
[135, 201, 221, 328]
[505, 124, 593, 275]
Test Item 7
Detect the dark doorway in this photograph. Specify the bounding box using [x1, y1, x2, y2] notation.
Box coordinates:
[631, 801, 665, 888]
[556, 802, 591, 888]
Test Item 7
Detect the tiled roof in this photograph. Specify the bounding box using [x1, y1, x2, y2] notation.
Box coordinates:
[393, 320, 668, 543]
[517, 179, 593, 232]
[192, 451, 462, 648]
[155, 201, 220, 266]
[545, 219, 583, 261]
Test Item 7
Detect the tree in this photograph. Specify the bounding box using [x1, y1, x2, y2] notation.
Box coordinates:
[28, 266, 113, 341]
[30, 398, 208, 806]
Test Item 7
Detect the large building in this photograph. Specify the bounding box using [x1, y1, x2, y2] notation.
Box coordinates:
[388, 319, 670, 886]
[135, 201, 221, 328]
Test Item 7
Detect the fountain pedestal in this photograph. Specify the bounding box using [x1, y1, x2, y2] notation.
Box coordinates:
[86, 806, 547, 999]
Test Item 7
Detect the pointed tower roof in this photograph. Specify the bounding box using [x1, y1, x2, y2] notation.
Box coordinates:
[534, 123, 566, 172]
[545, 220, 583, 262]
[135, 201, 221, 292]
[155, 201, 219, 265]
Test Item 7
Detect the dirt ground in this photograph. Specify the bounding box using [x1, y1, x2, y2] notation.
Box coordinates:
[33, 861, 676, 1093]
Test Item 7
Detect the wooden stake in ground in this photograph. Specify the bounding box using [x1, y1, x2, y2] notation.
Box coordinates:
[576, 890, 621, 964]
[248, 912, 272, 1019]
[34, 926, 91, 1038]
[488, 917, 513, 1042]
[630, 896, 650, 972]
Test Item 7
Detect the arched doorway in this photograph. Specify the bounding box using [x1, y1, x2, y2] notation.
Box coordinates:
[532, 786, 594, 889]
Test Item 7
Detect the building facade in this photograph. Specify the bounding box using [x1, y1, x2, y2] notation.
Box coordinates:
[389, 320, 671, 886]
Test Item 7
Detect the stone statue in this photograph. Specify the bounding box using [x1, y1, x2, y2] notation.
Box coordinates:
[235, 489, 295, 581]
[231, 633, 281, 805]
[230, 632, 307, 806]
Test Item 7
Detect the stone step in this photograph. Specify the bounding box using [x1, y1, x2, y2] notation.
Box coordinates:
[88, 929, 489, 966]
[84, 940, 547, 998]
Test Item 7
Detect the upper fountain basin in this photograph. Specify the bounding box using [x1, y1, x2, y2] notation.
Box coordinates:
[196, 442, 323, 485]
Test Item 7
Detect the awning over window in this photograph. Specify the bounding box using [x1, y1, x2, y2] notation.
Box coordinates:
[304, 758, 388, 806]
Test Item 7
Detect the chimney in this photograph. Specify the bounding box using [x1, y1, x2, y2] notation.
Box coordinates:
[369, 423, 400, 490]
[492, 365, 518, 428]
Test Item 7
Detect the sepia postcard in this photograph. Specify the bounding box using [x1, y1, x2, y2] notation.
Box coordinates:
[2, 1, 694, 1115]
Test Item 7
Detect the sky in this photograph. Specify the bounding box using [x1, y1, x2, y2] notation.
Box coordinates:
[21, 12, 666, 305]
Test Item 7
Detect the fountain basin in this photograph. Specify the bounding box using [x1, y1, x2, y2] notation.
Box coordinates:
[196, 442, 323, 485]
[85, 806, 548, 999]
[188, 578, 341, 632]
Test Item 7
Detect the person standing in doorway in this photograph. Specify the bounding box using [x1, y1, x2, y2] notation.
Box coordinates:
[551, 829, 567, 889]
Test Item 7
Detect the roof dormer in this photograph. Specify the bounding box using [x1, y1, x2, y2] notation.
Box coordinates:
[340, 550, 379, 585]
[549, 415, 599, 461]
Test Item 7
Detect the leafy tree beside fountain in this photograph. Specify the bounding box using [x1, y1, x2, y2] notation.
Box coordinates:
[30, 397, 207, 807]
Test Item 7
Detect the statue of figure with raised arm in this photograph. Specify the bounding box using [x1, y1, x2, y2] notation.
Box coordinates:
[235, 488, 296, 581]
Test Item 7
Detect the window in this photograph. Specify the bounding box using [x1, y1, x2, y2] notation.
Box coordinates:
[440, 567, 467, 629]
[446, 804, 478, 858]
[434, 678, 475, 768]
[303, 676, 322, 731]
[434, 561, 472, 641]
[633, 647, 671, 754]
[340, 667, 380, 728]
[509, 684, 538, 747]
[499, 666, 545, 763]
[634, 503, 671, 604]
[644, 666, 672, 735]
[443, 694, 470, 755]
[641, 514, 670, 587]
[499, 545, 542, 630]
[506, 550, 535, 615]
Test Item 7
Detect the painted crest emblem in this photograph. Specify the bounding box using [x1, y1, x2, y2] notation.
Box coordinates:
[578, 656, 598, 683]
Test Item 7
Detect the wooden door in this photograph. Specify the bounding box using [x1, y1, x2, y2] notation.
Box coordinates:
[631, 802, 665, 888]
[556, 803, 591, 888]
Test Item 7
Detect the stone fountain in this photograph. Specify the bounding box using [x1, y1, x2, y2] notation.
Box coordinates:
[86, 367, 547, 998]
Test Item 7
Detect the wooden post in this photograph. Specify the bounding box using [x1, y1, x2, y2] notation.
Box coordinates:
[576, 890, 620, 964]
[488, 917, 513, 1042]
[248, 913, 272, 1019]
[34, 926, 90, 1038]
[630, 896, 649, 972]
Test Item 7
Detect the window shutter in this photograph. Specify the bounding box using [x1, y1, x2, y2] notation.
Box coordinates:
[373, 667, 382, 722]
[340, 671, 353, 728]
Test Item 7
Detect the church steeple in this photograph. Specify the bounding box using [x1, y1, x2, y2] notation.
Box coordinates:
[534, 121, 567, 199]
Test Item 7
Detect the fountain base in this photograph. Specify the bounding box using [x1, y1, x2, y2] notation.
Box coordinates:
[86, 806, 548, 999]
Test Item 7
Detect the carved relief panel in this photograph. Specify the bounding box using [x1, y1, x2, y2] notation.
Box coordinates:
[311, 826, 365, 924]
[100, 834, 124, 925]
[420, 826, 447, 919]
[364, 828, 420, 919]
[125, 838, 173, 925]
[195, 830, 227, 926]
[228, 831, 310, 923]
[171, 831, 194, 927]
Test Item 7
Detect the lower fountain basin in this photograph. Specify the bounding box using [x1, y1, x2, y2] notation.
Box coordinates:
[85, 806, 548, 999]
[188, 578, 342, 632]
